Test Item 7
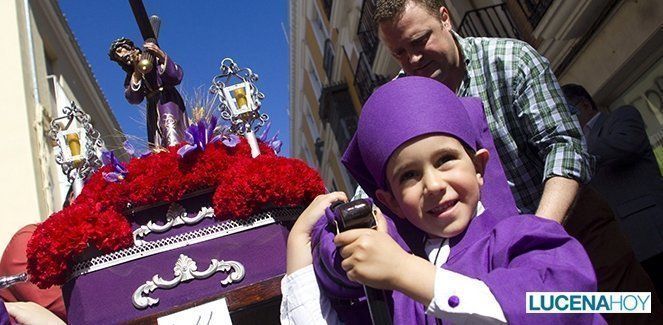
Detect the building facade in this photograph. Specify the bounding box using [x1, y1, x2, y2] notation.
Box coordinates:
[0, 0, 124, 249]
[288, 0, 399, 195]
[289, 0, 663, 193]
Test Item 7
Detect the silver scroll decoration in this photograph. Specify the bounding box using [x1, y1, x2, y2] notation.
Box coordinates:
[132, 204, 215, 246]
[209, 58, 269, 136]
[48, 101, 104, 182]
[132, 254, 245, 309]
[162, 113, 180, 147]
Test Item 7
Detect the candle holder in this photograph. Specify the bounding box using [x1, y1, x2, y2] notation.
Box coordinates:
[209, 58, 269, 157]
[209, 58, 268, 136]
[49, 101, 105, 194]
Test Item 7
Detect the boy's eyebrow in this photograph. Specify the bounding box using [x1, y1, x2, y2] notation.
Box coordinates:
[389, 158, 417, 184]
[434, 147, 462, 156]
[388, 146, 461, 182]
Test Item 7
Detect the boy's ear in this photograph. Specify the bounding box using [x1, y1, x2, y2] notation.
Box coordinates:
[474, 148, 490, 186]
[375, 188, 404, 219]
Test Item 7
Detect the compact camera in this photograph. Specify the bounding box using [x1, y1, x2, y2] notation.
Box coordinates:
[330, 199, 377, 233]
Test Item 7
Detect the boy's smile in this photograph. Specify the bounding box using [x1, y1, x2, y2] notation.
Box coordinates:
[377, 134, 488, 238]
[427, 198, 458, 217]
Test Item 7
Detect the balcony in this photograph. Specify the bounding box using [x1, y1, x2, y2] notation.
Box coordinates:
[516, 0, 553, 30]
[357, 0, 379, 65]
[318, 82, 358, 153]
[354, 51, 387, 104]
[323, 39, 335, 80]
[458, 3, 520, 39]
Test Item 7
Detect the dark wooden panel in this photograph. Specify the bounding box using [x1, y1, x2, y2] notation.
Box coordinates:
[126, 275, 283, 325]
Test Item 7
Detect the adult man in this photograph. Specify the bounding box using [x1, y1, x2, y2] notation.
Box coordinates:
[109, 38, 188, 147]
[373, 0, 591, 222]
[562, 83, 663, 297]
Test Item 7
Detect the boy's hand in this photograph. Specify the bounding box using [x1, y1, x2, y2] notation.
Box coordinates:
[334, 210, 409, 290]
[290, 192, 347, 240]
[286, 192, 347, 274]
[335, 210, 437, 305]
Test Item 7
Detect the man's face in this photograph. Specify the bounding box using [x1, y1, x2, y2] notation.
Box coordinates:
[379, 135, 486, 239]
[378, 1, 462, 88]
[114, 45, 139, 66]
[569, 97, 595, 127]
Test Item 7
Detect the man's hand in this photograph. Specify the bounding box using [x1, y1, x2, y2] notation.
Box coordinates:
[286, 192, 348, 274]
[536, 176, 580, 223]
[143, 42, 166, 61]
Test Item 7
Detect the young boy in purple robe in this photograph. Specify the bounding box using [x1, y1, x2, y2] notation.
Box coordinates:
[280, 77, 604, 324]
[109, 38, 188, 147]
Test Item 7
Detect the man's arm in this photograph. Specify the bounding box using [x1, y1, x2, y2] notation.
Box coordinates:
[125, 72, 145, 104]
[144, 42, 183, 87]
[536, 177, 579, 222]
[512, 42, 591, 221]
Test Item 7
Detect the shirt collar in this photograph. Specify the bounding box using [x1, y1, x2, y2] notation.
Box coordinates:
[452, 30, 472, 65]
[451, 31, 473, 96]
[586, 112, 601, 129]
[475, 200, 485, 216]
[425, 201, 485, 265]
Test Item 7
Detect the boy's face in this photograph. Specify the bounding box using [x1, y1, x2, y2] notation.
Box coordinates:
[376, 135, 488, 238]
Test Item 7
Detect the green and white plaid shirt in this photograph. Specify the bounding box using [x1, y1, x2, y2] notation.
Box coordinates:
[452, 32, 592, 213]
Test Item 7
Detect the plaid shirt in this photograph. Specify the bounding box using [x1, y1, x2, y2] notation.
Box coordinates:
[452, 33, 592, 213]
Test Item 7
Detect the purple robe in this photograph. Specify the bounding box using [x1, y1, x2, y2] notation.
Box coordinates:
[312, 207, 605, 324]
[125, 55, 187, 147]
[461, 97, 518, 216]
[0, 300, 9, 325]
[315, 77, 604, 324]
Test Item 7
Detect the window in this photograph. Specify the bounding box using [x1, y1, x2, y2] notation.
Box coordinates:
[304, 97, 320, 139]
[307, 54, 322, 98]
[308, 1, 329, 52]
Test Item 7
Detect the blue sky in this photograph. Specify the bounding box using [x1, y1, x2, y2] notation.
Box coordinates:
[59, 1, 291, 155]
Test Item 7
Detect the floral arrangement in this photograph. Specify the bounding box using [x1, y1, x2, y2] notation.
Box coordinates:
[26, 118, 325, 288]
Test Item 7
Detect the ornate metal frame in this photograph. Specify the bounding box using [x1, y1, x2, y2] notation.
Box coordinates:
[209, 58, 269, 135]
[132, 204, 215, 246]
[48, 101, 104, 182]
[68, 207, 304, 280]
[132, 254, 245, 309]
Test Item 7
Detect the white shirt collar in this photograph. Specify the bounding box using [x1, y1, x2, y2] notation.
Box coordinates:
[586, 112, 601, 130]
[424, 201, 485, 266]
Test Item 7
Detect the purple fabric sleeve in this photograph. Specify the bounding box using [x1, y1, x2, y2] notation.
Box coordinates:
[124, 77, 145, 104]
[458, 215, 604, 324]
[158, 55, 183, 87]
[0, 300, 9, 325]
[310, 202, 410, 300]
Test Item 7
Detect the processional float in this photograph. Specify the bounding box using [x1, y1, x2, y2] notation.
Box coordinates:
[11, 1, 325, 324]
